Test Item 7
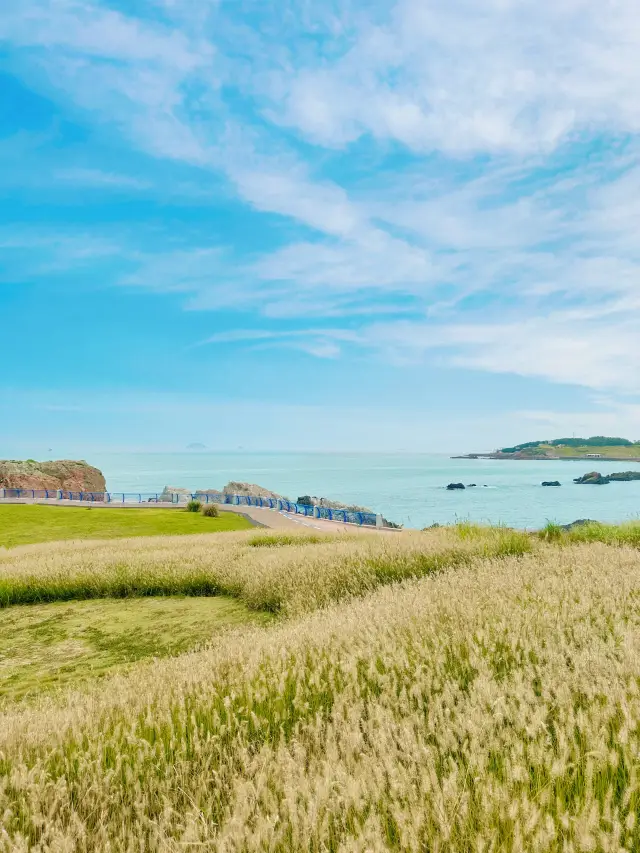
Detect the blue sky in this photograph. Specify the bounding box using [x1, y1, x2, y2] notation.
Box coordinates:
[2, 0, 640, 453]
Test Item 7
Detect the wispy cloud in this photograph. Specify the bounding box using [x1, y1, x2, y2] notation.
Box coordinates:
[2, 0, 640, 405]
[271, 0, 640, 154]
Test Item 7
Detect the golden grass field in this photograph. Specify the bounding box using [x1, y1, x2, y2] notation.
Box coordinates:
[1, 521, 640, 850]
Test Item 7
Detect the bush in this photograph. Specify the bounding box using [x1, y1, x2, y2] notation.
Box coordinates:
[201, 504, 219, 518]
[186, 500, 201, 513]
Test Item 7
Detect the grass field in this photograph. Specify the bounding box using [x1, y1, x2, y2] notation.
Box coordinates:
[1, 524, 640, 850]
[0, 503, 253, 548]
[0, 595, 270, 702]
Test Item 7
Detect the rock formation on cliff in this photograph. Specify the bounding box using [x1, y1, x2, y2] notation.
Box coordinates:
[0, 459, 106, 494]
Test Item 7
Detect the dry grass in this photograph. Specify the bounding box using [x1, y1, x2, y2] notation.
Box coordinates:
[0, 526, 531, 615]
[1, 541, 640, 850]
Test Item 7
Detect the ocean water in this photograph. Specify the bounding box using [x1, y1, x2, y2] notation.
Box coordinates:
[91, 452, 640, 530]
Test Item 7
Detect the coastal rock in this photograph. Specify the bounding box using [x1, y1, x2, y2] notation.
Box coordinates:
[159, 486, 192, 503]
[541, 481, 561, 487]
[296, 494, 374, 513]
[573, 471, 610, 485]
[608, 471, 640, 482]
[467, 484, 477, 487]
[446, 483, 466, 490]
[0, 459, 106, 497]
[573, 470, 640, 485]
[223, 482, 288, 500]
[560, 519, 600, 531]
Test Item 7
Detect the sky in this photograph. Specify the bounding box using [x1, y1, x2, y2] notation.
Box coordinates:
[1, 0, 640, 454]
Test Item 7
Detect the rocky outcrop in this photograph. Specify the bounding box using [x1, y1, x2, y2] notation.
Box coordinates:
[159, 486, 192, 503]
[446, 483, 466, 490]
[223, 482, 289, 500]
[574, 470, 640, 484]
[0, 459, 106, 496]
[573, 471, 610, 485]
[560, 519, 600, 531]
[296, 494, 374, 513]
[541, 481, 561, 487]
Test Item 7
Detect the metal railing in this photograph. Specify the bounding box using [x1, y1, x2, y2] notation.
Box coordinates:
[0, 488, 380, 527]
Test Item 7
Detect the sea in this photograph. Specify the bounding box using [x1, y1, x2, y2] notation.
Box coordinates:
[90, 452, 640, 531]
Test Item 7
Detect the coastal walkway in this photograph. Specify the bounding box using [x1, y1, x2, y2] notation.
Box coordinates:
[0, 495, 396, 534]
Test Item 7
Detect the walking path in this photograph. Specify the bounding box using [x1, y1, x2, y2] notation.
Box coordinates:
[0, 497, 397, 534]
[222, 504, 393, 534]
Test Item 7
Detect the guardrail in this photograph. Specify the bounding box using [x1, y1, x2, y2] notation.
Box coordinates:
[0, 489, 381, 527]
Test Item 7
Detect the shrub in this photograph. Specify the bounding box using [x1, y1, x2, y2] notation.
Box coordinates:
[201, 504, 219, 518]
[186, 500, 201, 513]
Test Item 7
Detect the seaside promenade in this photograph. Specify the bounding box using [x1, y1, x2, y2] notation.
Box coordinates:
[0, 494, 397, 534]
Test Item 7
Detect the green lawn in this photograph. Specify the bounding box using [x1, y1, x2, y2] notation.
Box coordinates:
[0, 596, 271, 702]
[0, 504, 253, 548]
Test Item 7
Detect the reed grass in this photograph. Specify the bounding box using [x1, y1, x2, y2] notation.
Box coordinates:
[1, 543, 640, 850]
[0, 527, 530, 615]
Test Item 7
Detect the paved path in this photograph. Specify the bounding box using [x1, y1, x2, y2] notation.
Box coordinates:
[0, 498, 396, 535]
[221, 504, 392, 534]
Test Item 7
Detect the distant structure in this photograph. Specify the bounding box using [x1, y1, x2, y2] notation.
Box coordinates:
[186, 443, 207, 451]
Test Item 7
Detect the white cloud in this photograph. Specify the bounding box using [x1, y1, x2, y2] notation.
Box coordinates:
[2, 0, 640, 406]
[355, 308, 640, 394]
[272, 0, 640, 154]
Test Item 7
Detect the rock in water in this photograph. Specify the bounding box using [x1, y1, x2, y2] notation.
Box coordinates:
[573, 471, 610, 485]
[446, 483, 466, 490]
[541, 481, 561, 487]
[608, 471, 640, 481]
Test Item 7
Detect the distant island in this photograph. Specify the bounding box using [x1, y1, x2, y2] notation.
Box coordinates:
[454, 436, 640, 461]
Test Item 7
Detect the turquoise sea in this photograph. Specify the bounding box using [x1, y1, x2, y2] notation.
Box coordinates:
[91, 452, 640, 530]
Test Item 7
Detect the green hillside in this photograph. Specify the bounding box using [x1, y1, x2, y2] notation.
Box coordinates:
[500, 436, 640, 457]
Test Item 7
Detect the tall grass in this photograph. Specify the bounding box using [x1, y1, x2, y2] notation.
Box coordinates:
[0, 527, 531, 615]
[1, 543, 640, 850]
[539, 519, 640, 547]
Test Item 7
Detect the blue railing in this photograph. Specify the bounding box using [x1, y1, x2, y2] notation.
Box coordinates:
[0, 488, 379, 527]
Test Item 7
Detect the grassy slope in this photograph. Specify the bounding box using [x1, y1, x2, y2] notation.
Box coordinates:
[519, 443, 640, 458]
[0, 527, 532, 613]
[0, 504, 252, 548]
[0, 596, 271, 702]
[2, 542, 640, 850]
